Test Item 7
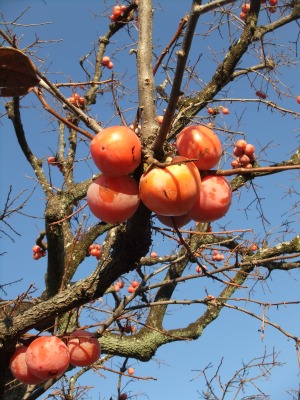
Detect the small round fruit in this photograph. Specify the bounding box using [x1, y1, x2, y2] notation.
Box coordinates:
[47, 156, 57, 165]
[68, 330, 101, 367]
[207, 107, 215, 115]
[26, 336, 70, 380]
[131, 280, 139, 288]
[176, 125, 222, 170]
[119, 394, 128, 400]
[127, 286, 135, 293]
[240, 11, 248, 20]
[296, 95, 300, 104]
[235, 139, 247, 150]
[91, 126, 141, 176]
[156, 213, 192, 228]
[256, 90, 267, 99]
[139, 156, 201, 216]
[268, 6, 277, 12]
[188, 175, 232, 223]
[101, 56, 111, 66]
[127, 367, 135, 375]
[231, 159, 240, 169]
[150, 251, 158, 258]
[157, 115, 164, 125]
[222, 107, 230, 115]
[239, 154, 251, 165]
[87, 174, 140, 224]
[241, 3, 251, 12]
[10, 346, 45, 384]
[244, 143, 255, 156]
[32, 245, 42, 253]
[233, 146, 245, 157]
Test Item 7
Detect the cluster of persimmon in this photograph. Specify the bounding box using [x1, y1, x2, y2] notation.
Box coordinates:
[239, 2, 251, 20]
[89, 243, 102, 259]
[87, 124, 232, 228]
[114, 280, 124, 292]
[231, 139, 255, 169]
[113, 280, 140, 293]
[127, 280, 140, 293]
[211, 250, 225, 261]
[67, 92, 86, 107]
[207, 106, 229, 115]
[101, 56, 114, 69]
[109, 4, 127, 22]
[32, 245, 46, 260]
[240, 0, 277, 20]
[9, 330, 101, 385]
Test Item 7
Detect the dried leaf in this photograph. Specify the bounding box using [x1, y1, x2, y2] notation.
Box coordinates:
[0, 47, 40, 97]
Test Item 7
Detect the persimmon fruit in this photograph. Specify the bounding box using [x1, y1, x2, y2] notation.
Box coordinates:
[139, 156, 201, 216]
[26, 336, 70, 380]
[156, 213, 192, 228]
[87, 174, 140, 224]
[241, 3, 251, 12]
[188, 175, 232, 222]
[9, 346, 46, 384]
[68, 330, 101, 367]
[176, 125, 222, 170]
[256, 90, 267, 99]
[90, 126, 142, 176]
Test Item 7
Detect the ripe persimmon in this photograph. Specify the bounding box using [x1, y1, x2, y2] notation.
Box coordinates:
[156, 213, 192, 228]
[26, 336, 70, 380]
[139, 156, 201, 216]
[90, 126, 142, 176]
[87, 174, 140, 223]
[241, 3, 251, 13]
[255, 90, 267, 99]
[68, 330, 101, 367]
[176, 125, 222, 170]
[10, 346, 45, 384]
[188, 175, 232, 223]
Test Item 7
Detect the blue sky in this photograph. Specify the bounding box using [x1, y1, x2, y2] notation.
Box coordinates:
[1, 1, 300, 399]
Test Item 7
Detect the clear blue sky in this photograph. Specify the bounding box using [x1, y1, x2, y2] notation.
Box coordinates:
[1, 1, 300, 399]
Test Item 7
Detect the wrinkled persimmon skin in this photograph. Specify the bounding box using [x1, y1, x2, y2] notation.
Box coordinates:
[90, 126, 141, 176]
[176, 125, 222, 170]
[9, 346, 46, 384]
[26, 336, 70, 380]
[68, 330, 101, 367]
[188, 175, 232, 222]
[139, 156, 201, 216]
[87, 174, 140, 223]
